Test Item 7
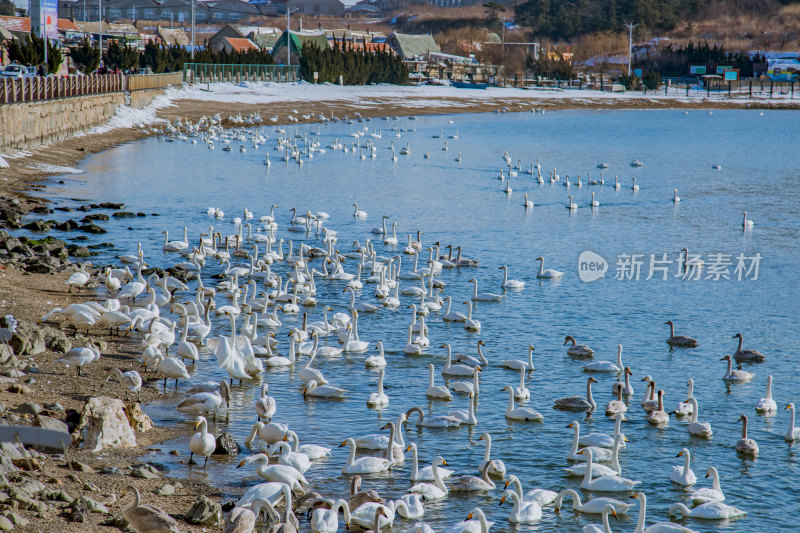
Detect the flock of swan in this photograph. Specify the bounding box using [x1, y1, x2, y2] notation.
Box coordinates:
[43, 115, 782, 533]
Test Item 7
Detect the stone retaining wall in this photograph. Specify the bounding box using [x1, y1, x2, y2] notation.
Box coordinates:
[0, 89, 165, 152]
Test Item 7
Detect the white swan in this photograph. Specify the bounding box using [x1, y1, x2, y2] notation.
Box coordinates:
[580, 414, 627, 449]
[443, 508, 494, 533]
[441, 343, 476, 377]
[721, 354, 753, 382]
[673, 189, 680, 203]
[566, 421, 613, 462]
[478, 433, 505, 477]
[367, 369, 389, 408]
[304, 379, 346, 399]
[340, 438, 392, 474]
[405, 406, 462, 428]
[690, 466, 725, 504]
[755, 375, 776, 413]
[237, 454, 307, 492]
[535, 256, 563, 278]
[675, 379, 694, 417]
[189, 416, 216, 467]
[566, 194, 578, 209]
[669, 502, 746, 520]
[409, 456, 449, 501]
[448, 392, 478, 425]
[584, 345, 623, 373]
[670, 448, 696, 486]
[514, 367, 530, 400]
[162, 228, 188, 251]
[285, 430, 331, 460]
[268, 440, 311, 474]
[786, 403, 800, 441]
[500, 490, 542, 523]
[499, 266, 525, 289]
[503, 344, 534, 370]
[503, 475, 557, 507]
[451, 366, 481, 395]
[554, 488, 632, 515]
[463, 301, 481, 332]
[566, 432, 624, 477]
[442, 297, 467, 322]
[312, 499, 351, 533]
[583, 505, 619, 533]
[554, 377, 597, 411]
[54, 346, 101, 376]
[741, 210, 754, 229]
[427, 364, 452, 399]
[501, 385, 542, 421]
[631, 492, 697, 533]
[353, 203, 368, 219]
[406, 442, 454, 482]
[735, 414, 759, 456]
[685, 397, 712, 438]
[468, 279, 502, 302]
[578, 449, 640, 491]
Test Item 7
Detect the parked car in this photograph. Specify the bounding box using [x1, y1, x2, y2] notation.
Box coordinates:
[0, 65, 37, 79]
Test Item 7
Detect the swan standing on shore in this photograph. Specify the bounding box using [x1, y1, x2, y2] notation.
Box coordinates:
[189, 416, 216, 467]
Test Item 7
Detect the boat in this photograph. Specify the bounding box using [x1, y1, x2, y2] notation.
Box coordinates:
[452, 81, 490, 89]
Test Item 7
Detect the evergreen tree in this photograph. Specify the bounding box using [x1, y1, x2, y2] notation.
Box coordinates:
[69, 37, 101, 74]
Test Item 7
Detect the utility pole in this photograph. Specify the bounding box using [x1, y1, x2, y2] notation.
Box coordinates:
[625, 22, 637, 77]
[500, 17, 506, 86]
[286, 8, 296, 65]
[190, 0, 195, 59]
[99, 0, 102, 53]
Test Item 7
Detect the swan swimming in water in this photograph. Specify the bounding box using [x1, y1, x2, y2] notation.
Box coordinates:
[535, 256, 563, 278]
[785, 403, 800, 441]
[670, 448, 696, 486]
[665, 320, 698, 347]
[755, 375, 777, 413]
[689, 466, 725, 504]
[735, 414, 759, 456]
[554, 377, 597, 411]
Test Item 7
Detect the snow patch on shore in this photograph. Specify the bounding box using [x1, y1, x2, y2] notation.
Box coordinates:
[28, 163, 85, 174]
[88, 87, 178, 134]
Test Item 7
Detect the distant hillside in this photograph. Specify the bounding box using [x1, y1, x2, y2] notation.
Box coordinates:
[514, 0, 799, 41]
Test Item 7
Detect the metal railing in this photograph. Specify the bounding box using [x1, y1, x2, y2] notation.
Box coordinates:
[0, 74, 124, 104]
[183, 63, 301, 84]
[127, 72, 184, 91]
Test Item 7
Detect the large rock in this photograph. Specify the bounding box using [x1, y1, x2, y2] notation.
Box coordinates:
[124, 403, 153, 433]
[80, 397, 137, 452]
[0, 345, 12, 365]
[213, 433, 240, 455]
[43, 328, 71, 353]
[186, 495, 221, 526]
[9, 322, 46, 356]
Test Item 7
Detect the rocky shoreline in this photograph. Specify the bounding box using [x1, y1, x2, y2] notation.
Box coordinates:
[0, 198, 236, 531]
